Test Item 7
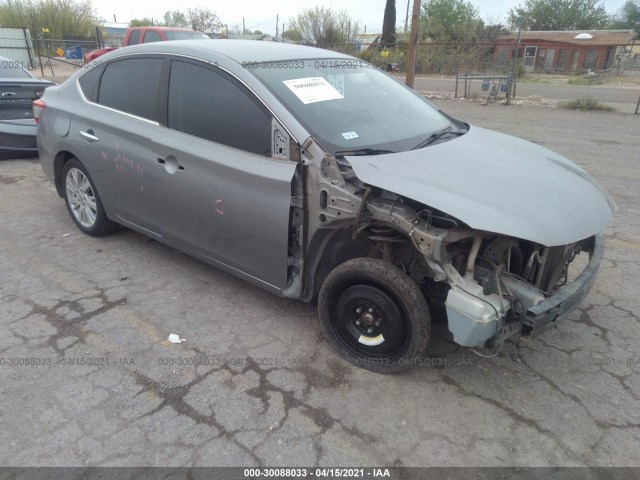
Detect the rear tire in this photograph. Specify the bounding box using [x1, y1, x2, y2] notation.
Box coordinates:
[62, 158, 118, 236]
[318, 258, 431, 373]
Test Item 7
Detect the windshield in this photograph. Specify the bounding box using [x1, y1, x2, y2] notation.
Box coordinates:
[248, 59, 455, 155]
[165, 31, 210, 40]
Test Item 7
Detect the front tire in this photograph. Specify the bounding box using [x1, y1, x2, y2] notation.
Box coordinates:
[62, 158, 118, 236]
[318, 258, 431, 373]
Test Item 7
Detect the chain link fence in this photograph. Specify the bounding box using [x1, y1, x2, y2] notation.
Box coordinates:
[317, 41, 514, 76]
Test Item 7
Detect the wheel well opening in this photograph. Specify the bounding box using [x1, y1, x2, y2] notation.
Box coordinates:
[312, 223, 414, 298]
[53, 151, 76, 197]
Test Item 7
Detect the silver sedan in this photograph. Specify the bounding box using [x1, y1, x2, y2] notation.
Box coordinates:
[37, 40, 614, 373]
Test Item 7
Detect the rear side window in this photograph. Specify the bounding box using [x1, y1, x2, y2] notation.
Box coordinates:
[98, 58, 162, 121]
[128, 30, 140, 45]
[143, 31, 162, 43]
[168, 60, 271, 156]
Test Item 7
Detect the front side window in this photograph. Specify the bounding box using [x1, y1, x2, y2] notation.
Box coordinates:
[168, 60, 271, 156]
[98, 57, 162, 121]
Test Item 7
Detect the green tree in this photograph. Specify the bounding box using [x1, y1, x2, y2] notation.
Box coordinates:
[421, 0, 480, 42]
[186, 6, 222, 32]
[475, 20, 509, 41]
[163, 10, 188, 28]
[283, 28, 302, 42]
[129, 17, 157, 27]
[0, 0, 97, 39]
[611, 0, 640, 33]
[288, 6, 359, 46]
[381, 0, 396, 48]
[508, 0, 610, 30]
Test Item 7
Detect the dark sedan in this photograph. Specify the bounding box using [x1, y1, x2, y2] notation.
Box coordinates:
[0, 56, 54, 158]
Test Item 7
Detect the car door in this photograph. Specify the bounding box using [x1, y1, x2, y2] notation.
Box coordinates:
[74, 56, 168, 236]
[152, 58, 296, 291]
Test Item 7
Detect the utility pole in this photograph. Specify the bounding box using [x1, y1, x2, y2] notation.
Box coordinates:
[243, 17, 245, 35]
[506, 26, 522, 105]
[404, 0, 410, 33]
[405, 0, 421, 88]
[276, 15, 279, 38]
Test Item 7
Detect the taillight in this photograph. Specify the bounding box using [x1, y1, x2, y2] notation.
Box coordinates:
[33, 99, 46, 125]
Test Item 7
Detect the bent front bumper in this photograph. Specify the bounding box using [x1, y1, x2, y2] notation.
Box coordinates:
[446, 232, 605, 348]
[524, 231, 604, 335]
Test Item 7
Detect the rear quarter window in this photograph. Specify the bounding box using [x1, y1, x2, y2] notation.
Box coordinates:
[77, 64, 105, 102]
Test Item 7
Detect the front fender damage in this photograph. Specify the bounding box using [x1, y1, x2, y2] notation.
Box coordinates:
[303, 151, 602, 354]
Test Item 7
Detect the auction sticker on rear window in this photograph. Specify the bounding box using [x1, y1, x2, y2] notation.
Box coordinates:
[283, 77, 344, 104]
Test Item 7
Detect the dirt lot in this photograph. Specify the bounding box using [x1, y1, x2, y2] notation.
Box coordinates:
[0, 99, 639, 470]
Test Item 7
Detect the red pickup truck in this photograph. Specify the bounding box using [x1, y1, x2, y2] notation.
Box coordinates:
[83, 27, 210, 63]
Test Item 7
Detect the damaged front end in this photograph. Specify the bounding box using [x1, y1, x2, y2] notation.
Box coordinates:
[303, 144, 609, 356]
[363, 194, 604, 353]
[441, 231, 603, 351]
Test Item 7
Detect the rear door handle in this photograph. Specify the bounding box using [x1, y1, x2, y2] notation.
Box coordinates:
[80, 129, 99, 143]
[157, 155, 184, 174]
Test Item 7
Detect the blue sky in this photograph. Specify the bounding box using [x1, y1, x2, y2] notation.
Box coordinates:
[95, 0, 630, 34]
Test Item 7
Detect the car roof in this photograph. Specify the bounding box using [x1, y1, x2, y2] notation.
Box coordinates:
[112, 39, 354, 64]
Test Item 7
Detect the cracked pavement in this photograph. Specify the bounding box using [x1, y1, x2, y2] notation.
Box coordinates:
[0, 100, 638, 467]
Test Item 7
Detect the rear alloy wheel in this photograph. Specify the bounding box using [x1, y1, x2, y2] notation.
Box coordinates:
[318, 258, 431, 373]
[62, 158, 118, 236]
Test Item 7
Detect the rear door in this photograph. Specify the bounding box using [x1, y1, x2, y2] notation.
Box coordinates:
[152, 58, 296, 290]
[73, 56, 167, 235]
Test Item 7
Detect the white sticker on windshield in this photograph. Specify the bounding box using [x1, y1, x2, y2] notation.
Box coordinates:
[283, 77, 344, 104]
[341, 131, 359, 140]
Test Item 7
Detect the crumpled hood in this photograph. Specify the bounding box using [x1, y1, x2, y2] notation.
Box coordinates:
[347, 125, 615, 246]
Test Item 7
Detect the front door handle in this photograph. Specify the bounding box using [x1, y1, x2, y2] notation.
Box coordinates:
[79, 129, 99, 143]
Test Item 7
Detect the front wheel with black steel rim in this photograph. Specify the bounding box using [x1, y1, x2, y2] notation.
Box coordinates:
[318, 258, 431, 373]
[62, 158, 118, 236]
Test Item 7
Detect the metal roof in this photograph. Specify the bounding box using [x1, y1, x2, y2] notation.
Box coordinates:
[497, 29, 637, 46]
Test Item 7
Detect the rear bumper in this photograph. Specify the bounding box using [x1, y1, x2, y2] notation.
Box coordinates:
[525, 232, 604, 335]
[0, 120, 38, 157]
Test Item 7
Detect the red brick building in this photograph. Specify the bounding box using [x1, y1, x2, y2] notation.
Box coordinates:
[494, 30, 637, 73]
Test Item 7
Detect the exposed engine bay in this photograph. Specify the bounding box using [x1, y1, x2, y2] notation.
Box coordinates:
[295, 147, 600, 356]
